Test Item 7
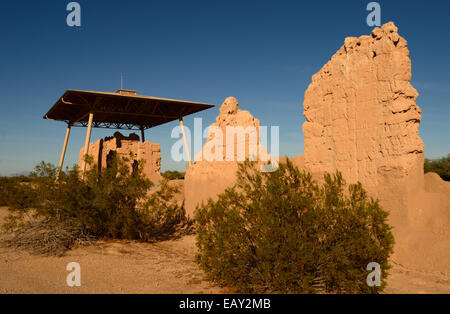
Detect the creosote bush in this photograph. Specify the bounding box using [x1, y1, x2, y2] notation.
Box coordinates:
[195, 159, 394, 294]
[1, 155, 190, 255]
[424, 154, 450, 181]
[162, 170, 185, 180]
[0, 176, 32, 207]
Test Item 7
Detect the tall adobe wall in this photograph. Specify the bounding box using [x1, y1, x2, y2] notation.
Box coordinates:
[302, 22, 424, 224]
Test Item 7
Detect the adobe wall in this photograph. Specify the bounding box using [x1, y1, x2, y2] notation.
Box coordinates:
[302, 22, 450, 274]
[302, 22, 424, 224]
[78, 131, 162, 183]
[184, 97, 269, 217]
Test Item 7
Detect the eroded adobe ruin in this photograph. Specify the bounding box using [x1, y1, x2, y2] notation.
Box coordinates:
[301, 22, 450, 274]
[302, 22, 425, 224]
[184, 97, 269, 217]
[78, 131, 162, 182]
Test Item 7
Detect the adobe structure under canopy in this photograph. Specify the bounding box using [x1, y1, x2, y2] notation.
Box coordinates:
[43, 89, 214, 177]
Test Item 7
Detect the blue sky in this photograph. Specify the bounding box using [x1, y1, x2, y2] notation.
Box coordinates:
[0, 0, 449, 175]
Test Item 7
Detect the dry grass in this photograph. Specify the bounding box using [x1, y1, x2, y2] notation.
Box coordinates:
[1, 214, 195, 257]
[2, 219, 94, 256]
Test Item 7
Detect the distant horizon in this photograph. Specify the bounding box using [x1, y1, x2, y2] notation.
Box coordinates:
[1, 0, 449, 176]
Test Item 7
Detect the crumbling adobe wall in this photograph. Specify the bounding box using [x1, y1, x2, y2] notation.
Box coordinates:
[302, 22, 424, 224]
[79, 131, 162, 183]
[184, 97, 269, 217]
[302, 22, 450, 274]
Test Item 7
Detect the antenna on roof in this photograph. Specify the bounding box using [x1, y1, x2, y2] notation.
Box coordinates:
[121, 73, 124, 90]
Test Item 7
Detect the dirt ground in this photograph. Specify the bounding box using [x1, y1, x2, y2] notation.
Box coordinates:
[0, 207, 448, 294]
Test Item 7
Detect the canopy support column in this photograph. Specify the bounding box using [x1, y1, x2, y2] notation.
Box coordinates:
[56, 124, 72, 180]
[179, 117, 192, 166]
[140, 126, 145, 143]
[81, 113, 94, 174]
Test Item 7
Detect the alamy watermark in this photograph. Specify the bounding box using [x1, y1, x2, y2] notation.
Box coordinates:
[366, 2, 381, 27]
[64, 2, 381, 29]
[170, 118, 280, 172]
[66, 2, 81, 27]
[366, 262, 381, 287]
[66, 262, 81, 287]
[64, 261, 380, 288]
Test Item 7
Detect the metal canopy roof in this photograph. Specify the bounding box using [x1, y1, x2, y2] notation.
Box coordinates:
[43, 90, 214, 130]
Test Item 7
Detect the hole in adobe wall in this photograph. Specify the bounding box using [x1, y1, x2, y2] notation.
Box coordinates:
[132, 160, 139, 175]
[106, 150, 117, 169]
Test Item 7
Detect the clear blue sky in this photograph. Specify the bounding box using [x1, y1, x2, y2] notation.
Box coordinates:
[0, 0, 449, 175]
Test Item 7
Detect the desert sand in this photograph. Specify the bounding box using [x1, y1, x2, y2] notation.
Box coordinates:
[0, 207, 223, 294]
[0, 207, 448, 294]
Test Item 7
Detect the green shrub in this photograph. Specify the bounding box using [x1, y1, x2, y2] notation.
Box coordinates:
[0, 176, 32, 207]
[0, 178, 14, 207]
[424, 155, 450, 181]
[162, 170, 185, 180]
[195, 159, 394, 294]
[1, 156, 191, 255]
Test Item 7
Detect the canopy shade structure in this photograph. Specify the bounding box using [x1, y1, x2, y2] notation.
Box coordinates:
[45, 89, 214, 177]
[44, 89, 214, 130]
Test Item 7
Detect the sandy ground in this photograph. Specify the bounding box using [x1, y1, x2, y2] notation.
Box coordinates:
[0, 236, 224, 294]
[0, 207, 448, 294]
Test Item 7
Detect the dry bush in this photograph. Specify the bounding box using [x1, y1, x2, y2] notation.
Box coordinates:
[2, 218, 93, 256]
[1, 156, 191, 255]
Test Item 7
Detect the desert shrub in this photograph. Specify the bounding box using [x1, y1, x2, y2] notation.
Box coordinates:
[0, 176, 32, 206]
[195, 159, 394, 294]
[139, 179, 191, 241]
[162, 170, 185, 180]
[1, 156, 191, 255]
[424, 155, 450, 181]
[0, 178, 14, 206]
